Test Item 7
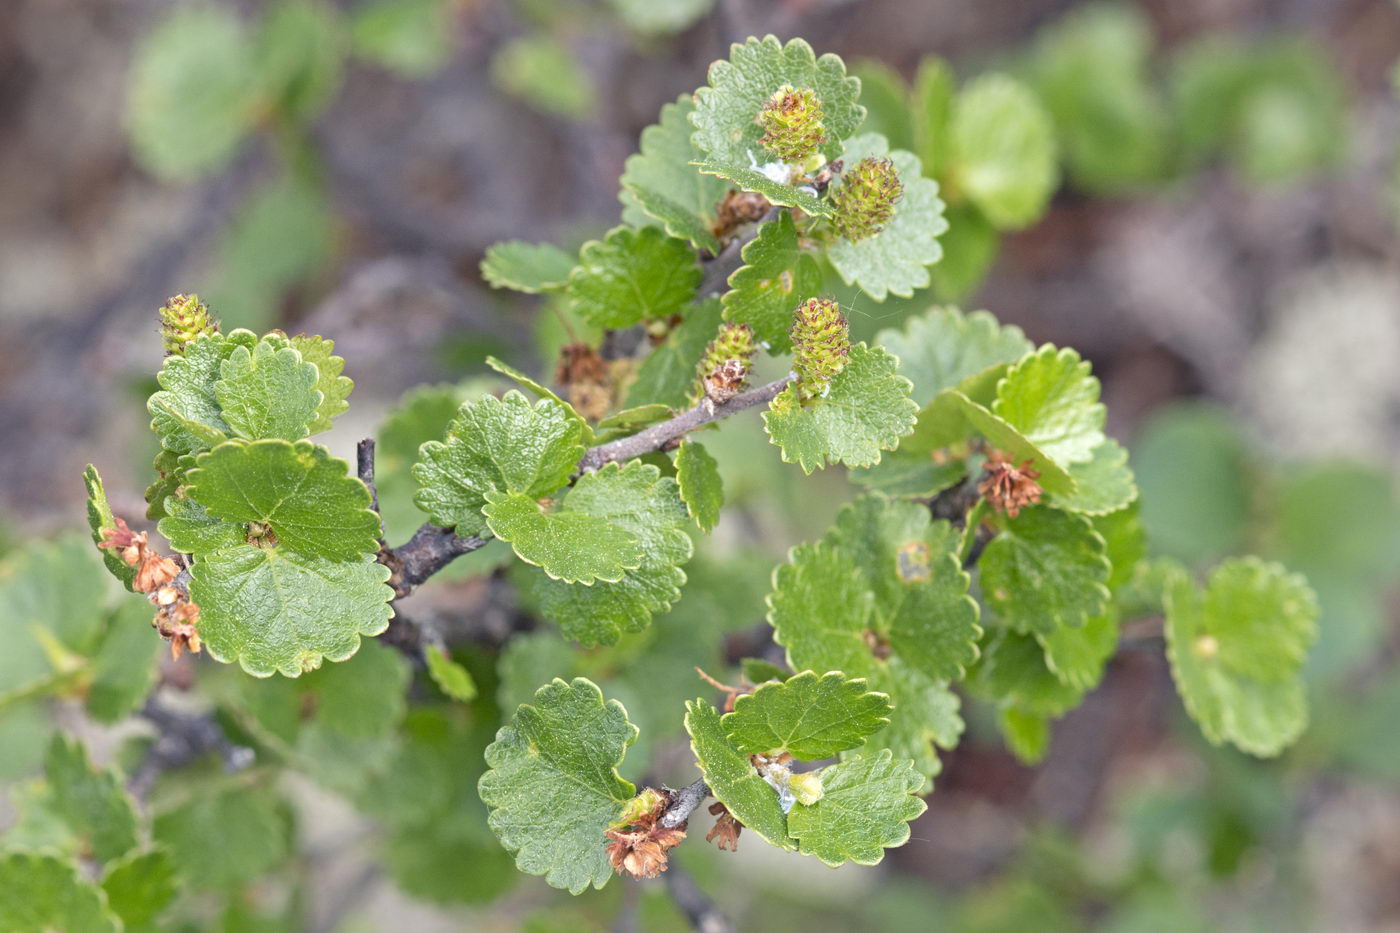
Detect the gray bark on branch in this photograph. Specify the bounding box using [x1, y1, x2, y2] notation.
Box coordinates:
[661, 778, 711, 829]
[664, 863, 734, 933]
[578, 377, 790, 474]
[378, 376, 791, 599]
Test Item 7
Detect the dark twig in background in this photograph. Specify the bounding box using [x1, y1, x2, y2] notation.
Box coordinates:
[356, 438, 382, 543]
[128, 697, 253, 801]
[664, 863, 734, 933]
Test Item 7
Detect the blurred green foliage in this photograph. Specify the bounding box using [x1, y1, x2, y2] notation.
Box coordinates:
[2, 1, 1387, 930]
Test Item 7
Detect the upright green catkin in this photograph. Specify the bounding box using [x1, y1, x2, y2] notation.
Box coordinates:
[830, 157, 902, 242]
[159, 294, 219, 356]
[756, 85, 827, 164]
[790, 298, 849, 401]
[695, 323, 756, 403]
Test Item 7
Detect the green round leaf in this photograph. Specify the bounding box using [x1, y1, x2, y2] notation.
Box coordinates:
[787, 751, 926, 867]
[413, 391, 587, 534]
[190, 545, 393, 677]
[187, 439, 380, 560]
[480, 678, 638, 894]
[675, 440, 724, 533]
[723, 670, 892, 760]
[567, 226, 700, 330]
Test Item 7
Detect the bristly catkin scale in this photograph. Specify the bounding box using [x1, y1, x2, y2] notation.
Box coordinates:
[790, 297, 850, 401]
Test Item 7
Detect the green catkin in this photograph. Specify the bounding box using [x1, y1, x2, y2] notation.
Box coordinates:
[695, 323, 756, 403]
[159, 294, 219, 356]
[756, 85, 827, 164]
[830, 156, 903, 242]
[790, 297, 849, 401]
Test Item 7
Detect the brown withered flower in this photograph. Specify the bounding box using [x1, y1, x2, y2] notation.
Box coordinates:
[98, 517, 180, 592]
[712, 189, 772, 240]
[98, 515, 202, 658]
[705, 801, 742, 852]
[604, 789, 686, 879]
[154, 600, 203, 660]
[703, 359, 748, 405]
[978, 450, 1043, 518]
[554, 343, 612, 421]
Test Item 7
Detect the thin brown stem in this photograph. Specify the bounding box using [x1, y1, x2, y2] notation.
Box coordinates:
[578, 376, 790, 474]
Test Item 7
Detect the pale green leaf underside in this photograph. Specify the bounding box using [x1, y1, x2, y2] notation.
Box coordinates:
[992, 345, 1106, 467]
[187, 439, 380, 560]
[1037, 607, 1119, 692]
[413, 391, 586, 534]
[215, 339, 321, 442]
[690, 35, 864, 165]
[152, 785, 290, 890]
[787, 751, 926, 867]
[763, 343, 918, 473]
[918, 390, 1076, 496]
[767, 541, 878, 678]
[685, 699, 794, 849]
[100, 849, 179, 930]
[720, 210, 823, 353]
[824, 493, 981, 683]
[189, 545, 393, 677]
[858, 656, 963, 793]
[1202, 557, 1317, 682]
[620, 95, 727, 255]
[625, 186, 723, 257]
[484, 490, 644, 585]
[875, 306, 1032, 408]
[967, 628, 1086, 720]
[426, 646, 478, 702]
[567, 226, 701, 330]
[998, 706, 1050, 764]
[626, 299, 722, 410]
[826, 135, 948, 301]
[522, 462, 692, 645]
[722, 670, 892, 760]
[848, 448, 966, 499]
[979, 506, 1111, 636]
[481, 240, 576, 293]
[480, 678, 638, 894]
[675, 440, 724, 533]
